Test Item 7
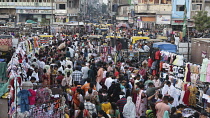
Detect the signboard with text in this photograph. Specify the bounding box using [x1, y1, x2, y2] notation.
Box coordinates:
[16, 9, 52, 14]
[156, 15, 171, 24]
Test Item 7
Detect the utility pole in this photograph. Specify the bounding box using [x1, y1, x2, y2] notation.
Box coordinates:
[84, 0, 87, 33]
[78, 0, 81, 35]
[51, 0, 54, 35]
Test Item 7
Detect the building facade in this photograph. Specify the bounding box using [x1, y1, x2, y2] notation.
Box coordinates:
[135, 0, 172, 30]
[0, 0, 81, 25]
[171, 0, 191, 30]
[0, 0, 55, 25]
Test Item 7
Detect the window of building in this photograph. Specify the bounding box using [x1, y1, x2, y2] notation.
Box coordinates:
[154, 0, 160, 4]
[192, 0, 203, 3]
[161, 0, 171, 4]
[176, 5, 184, 11]
[56, 4, 66, 9]
[69, 0, 74, 8]
[138, 0, 148, 4]
[122, 7, 127, 15]
[39, 0, 42, 2]
[192, 4, 202, 11]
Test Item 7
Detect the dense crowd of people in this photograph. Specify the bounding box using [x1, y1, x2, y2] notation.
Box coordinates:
[21, 35, 208, 118]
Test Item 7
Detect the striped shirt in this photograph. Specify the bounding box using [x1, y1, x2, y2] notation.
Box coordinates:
[116, 97, 127, 112]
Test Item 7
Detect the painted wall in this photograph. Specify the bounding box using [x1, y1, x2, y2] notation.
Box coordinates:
[172, 0, 191, 19]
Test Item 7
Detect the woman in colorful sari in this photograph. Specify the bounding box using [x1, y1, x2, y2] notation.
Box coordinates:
[73, 88, 81, 110]
[136, 84, 147, 118]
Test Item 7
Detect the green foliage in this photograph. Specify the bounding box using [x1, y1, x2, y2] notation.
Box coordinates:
[40, 18, 49, 26]
[193, 11, 210, 32]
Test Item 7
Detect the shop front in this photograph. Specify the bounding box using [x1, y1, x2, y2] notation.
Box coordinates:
[155, 15, 171, 30]
[172, 19, 195, 31]
[16, 9, 52, 23]
[136, 16, 156, 30]
[54, 15, 67, 23]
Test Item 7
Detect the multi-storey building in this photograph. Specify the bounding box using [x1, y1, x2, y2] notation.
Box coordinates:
[135, 0, 172, 30]
[0, 0, 55, 25]
[171, 0, 191, 30]
[115, 0, 172, 30]
[0, 0, 81, 25]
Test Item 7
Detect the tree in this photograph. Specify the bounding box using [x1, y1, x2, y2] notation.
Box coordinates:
[193, 11, 210, 32]
[40, 18, 49, 26]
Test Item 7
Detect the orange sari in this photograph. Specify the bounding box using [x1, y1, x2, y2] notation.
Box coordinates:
[73, 93, 80, 107]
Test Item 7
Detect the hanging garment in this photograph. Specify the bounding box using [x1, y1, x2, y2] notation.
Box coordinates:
[148, 58, 154, 68]
[159, 61, 163, 72]
[179, 90, 185, 104]
[191, 74, 198, 84]
[168, 85, 180, 107]
[186, 64, 191, 82]
[173, 55, 184, 66]
[175, 79, 183, 89]
[0, 62, 7, 81]
[36, 87, 52, 105]
[169, 54, 174, 64]
[17, 89, 31, 113]
[200, 58, 208, 82]
[28, 89, 36, 105]
[206, 61, 210, 82]
[188, 86, 198, 107]
[155, 50, 161, 60]
[136, 90, 147, 118]
[182, 84, 190, 105]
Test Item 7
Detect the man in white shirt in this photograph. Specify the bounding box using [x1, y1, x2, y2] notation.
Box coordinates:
[68, 46, 75, 58]
[39, 59, 45, 69]
[66, 58, 73, 69]
[81, 63, 89, 84]
[62, 72, 72, 86]
[105, 72, 114, 89]
[57, 62, 64, 74]
[31, 68, 39, 82]
[143, 43, 150, 52]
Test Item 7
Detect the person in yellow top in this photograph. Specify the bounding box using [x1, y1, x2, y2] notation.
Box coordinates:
[101, 96, 112, 114]
[64, 106, 70, 118]
[176, 104, 185, 114]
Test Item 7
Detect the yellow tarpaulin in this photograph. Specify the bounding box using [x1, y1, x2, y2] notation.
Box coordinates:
[132, 36, 150, 44]
[39, 35, 53, 37]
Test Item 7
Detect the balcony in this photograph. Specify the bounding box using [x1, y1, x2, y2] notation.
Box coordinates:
[0, 2, 53, 8]
[135, 4, 172, 14]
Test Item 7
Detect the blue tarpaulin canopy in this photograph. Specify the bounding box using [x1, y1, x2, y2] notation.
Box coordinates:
[153, 42, 177, 53]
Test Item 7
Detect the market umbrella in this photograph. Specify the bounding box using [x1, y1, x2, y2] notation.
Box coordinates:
[26, 20, 37, 24]
[116, 23, 130, 28]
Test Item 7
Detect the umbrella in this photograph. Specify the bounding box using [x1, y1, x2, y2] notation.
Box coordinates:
[26, 20, 37, 24]
[116, 23, 130, 28]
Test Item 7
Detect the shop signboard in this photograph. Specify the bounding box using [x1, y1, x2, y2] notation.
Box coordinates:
[156, 15, 171, 24]
[171, 20, 184, 25]
[16, 9, 52, 14]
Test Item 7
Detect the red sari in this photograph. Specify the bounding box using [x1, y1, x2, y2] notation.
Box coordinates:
[182, 84, 190, 105]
